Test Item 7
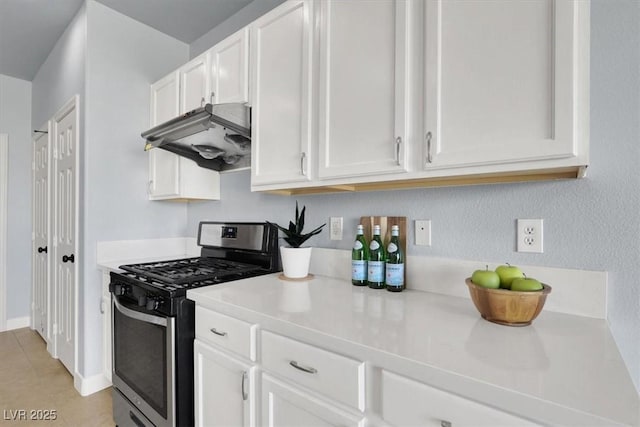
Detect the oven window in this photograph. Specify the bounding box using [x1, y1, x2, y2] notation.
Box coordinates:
[114, 305, 168, 418]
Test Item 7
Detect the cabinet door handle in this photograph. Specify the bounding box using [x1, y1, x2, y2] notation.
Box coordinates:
[37, 246, 48, 254]
[241, 371, 248, 401]
[289, 360, 317, 374]
[426, 132, 433, 164]
[148, 180, 154, 195]
[210, 327, 227, 337]
[395, 136, 402, 166]
[300, 152, 307, 176]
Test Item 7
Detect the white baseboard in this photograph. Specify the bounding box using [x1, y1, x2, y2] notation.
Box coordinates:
[74, 372, 111, 396]
[4, 316, 31, 331]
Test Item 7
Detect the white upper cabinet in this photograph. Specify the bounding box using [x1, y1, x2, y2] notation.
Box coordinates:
[250, 0, 315, 186]
[209, 28, 250, 104]
[148, 68, 220, 201]
[423, 0, 588, 170]
[317, 0, 411, 180]
[180, 53, 210, 113]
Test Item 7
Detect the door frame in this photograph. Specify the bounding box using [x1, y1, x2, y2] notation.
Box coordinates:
[51, 95, 80, 376]
[0, 134, 7, 331]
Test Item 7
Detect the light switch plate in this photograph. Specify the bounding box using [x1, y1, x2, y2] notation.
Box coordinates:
[415, 220, 431, 246]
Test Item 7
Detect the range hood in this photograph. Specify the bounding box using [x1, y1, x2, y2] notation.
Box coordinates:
[141, 103, 251, 172]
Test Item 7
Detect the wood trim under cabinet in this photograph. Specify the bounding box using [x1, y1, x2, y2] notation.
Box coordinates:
[264, 166, 586, 196]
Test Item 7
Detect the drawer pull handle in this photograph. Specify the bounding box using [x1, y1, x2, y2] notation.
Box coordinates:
[210, 328, 227, 337]
[289, 360, 317, 374]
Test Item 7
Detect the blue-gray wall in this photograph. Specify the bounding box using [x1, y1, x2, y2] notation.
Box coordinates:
[81, 0, 189, 378]
[31, 0, 189, 377]
[0, 74, 32, 321]
[187, 0, 640, 392]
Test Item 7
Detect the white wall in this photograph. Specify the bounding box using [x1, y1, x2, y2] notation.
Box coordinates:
[187, 0, 640, 392]
[81, 0, 189, 378]
[0, 75, 32, 324]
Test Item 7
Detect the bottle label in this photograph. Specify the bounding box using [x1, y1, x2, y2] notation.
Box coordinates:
[352, 260, 366, 281]
[353, 241, 363, 250]
[386, 263, 404, 287]
[387, 242, 398, 253]
[368, 261, 384, 282]
[370, 240, 380, 250]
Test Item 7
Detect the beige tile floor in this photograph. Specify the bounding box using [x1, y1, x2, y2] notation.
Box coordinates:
[0, 328, 114, 427]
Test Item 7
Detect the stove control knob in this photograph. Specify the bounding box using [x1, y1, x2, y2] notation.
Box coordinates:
[137, 295, 147, 307]
[145, 298, 159, 311]
[112, 284, 128, 296]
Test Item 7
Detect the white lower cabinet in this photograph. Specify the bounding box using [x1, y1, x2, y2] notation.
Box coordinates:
[194, 340, 256, 427]
[261, 374, 364, 427]
[192, 306, 541, 427]
[379, 370, 539, 427]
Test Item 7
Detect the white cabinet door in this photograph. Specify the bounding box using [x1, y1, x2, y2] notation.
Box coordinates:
[250, 0, 314, 186]
[194, 340, 255, 427]
[317, 0, 411, 179]
[424, 0, 583, 169]
[148, 68, 220, 200]
[149, 71, 180, 198]
[261, 374, 364, 427]
[210, 28, 250, 104]
[180, 53, 209, 113]
[32, 125, 50, 342]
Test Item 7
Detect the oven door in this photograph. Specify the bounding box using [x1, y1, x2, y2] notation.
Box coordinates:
[112, 295, 175, 427]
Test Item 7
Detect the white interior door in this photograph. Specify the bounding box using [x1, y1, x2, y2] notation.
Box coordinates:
[0, 134, 7, 332]
[32, 126, 50, 341]
[52, 97, 78, 375]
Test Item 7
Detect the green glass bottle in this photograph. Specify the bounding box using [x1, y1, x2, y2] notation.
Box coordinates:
[352, 224, 369, 286]
[367, 225, 386, 289]
[385, 225, 405, 292]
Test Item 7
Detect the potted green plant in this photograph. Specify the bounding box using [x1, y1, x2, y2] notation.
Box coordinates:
[268, 202, 325, 279]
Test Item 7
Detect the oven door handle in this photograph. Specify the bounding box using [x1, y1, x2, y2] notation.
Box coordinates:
[113, 296, 167, 327]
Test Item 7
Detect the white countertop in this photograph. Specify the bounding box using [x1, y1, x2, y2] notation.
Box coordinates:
[188, 273, 640, 426]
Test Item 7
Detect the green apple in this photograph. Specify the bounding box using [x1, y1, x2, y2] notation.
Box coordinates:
[511, 276, 543, 292]
[495, 263, 524, 289]
[471, 266, 500, 289]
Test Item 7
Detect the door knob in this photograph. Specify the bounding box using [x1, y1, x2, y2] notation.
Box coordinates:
[37, 246, 48, 253]
[62, 254, 75, 263]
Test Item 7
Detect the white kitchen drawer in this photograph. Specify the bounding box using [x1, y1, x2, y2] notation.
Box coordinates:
[261, 330, 365, 411]
[380, 370, 540, 427]
[195, 306, 257, 361]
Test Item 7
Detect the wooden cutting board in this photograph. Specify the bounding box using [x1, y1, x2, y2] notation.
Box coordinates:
[359, 216, 407, 255]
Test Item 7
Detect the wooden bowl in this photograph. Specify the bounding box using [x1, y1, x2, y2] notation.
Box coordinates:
[465, 278, 552, 326]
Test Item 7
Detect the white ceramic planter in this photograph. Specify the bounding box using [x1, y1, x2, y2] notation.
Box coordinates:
[280, 246, 312, 279]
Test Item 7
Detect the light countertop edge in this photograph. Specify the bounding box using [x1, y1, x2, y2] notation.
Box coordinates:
[187, 273, 640, 427]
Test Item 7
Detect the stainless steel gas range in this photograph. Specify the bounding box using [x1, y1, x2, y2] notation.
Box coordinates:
[109, 222, 279, 427]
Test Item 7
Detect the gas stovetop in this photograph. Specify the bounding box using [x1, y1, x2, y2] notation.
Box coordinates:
[109, 222, 280, 315]
[120, 257, 266, 285]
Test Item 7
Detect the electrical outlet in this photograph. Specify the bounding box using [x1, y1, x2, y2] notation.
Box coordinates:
[330, 217, 343, 240]
[415, 220, 431, 246]
[517, 219, 543, 253]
